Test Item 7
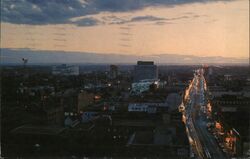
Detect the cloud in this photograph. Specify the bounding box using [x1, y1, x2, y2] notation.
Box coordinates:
[72, 17, 102, 26]
[1, 0, 232, 25]
[154, 21, 174, 25]
[106, 15, 167, 25]
[101, 15, 129, 25]
[73, 14, 207, 27]
[106, 14, 205, 25]
[131, 15, 166, 22]
[2, 0, 93, 25]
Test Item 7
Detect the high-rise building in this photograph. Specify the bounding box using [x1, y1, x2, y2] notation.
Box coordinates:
[134, 61, 158, 82]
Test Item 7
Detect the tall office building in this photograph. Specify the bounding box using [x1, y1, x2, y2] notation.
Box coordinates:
[134, 61, 158, 82]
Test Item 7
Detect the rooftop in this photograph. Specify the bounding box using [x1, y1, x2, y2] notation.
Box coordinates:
[137, 61, 154, 65]
[11, 125, 65, 135]
[113, 119, 155, 127]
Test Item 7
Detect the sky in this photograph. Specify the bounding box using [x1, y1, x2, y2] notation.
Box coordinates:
[1, 0, 249, 58]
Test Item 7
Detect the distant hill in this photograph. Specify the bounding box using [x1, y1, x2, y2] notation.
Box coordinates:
[0, 48, 248, 65]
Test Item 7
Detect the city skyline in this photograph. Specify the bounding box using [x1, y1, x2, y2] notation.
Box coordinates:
[1, 0, 249, 60]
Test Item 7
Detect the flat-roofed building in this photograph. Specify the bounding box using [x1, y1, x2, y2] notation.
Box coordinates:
[134, 61, 158, 82]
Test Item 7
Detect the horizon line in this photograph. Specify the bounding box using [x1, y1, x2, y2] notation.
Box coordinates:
[1, 47, 249, 59]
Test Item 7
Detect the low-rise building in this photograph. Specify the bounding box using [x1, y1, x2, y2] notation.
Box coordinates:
[131, 79, 159, 95]
[211, 95, 250, 157]
[78, 90, 95, 113]
[128, 103, 168, 113]
[126, 124, 189, 158]
[52, 64, 79, 76]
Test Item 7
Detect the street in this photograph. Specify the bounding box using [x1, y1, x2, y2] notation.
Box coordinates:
[184, 69, 228, 159]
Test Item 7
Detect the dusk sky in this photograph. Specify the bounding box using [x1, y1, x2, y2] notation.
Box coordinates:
[1, 0, 249, 58]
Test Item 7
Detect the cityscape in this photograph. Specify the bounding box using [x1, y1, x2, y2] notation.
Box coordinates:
[1, 62, 250, 158]
[1, 0, 249, 158]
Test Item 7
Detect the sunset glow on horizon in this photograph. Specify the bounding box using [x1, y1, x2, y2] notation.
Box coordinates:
[1, 0, 249, 58]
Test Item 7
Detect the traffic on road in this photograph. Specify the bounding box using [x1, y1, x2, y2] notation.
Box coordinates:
[183, 68, 229, 159]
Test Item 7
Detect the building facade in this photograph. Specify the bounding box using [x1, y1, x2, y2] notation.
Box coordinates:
[134, 61, 158, 82]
